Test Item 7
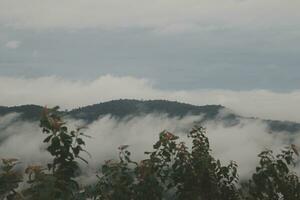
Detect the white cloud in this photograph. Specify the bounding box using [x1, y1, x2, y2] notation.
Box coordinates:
[0, 0, 299, 32]
[0, 112, 20, 128]
[82, 114, 296, 180]
[204, 119, 292, 179]
[0, 112, 297, 182]
[0, 75, 300, 122]
[5, 40, 21, 49]
[0, 114, 50, 165]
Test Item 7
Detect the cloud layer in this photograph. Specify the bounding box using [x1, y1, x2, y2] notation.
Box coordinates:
[1, 1, 299, 91]
[0, 0, 299, 31]
[0, 112, 296, 182]
[1, 75, 300, 122]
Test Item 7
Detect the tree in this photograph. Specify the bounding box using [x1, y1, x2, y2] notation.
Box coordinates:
[94, 127, 241, 200]
[21, 106, 90, 200]
[0, 158, 23, 200]
[246, 146, 300, 200]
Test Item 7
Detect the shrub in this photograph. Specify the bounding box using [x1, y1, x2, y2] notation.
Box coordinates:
[246, 146, 300, 200]
[94, 127, 241, 200]
[1, 107, 300, 200]
[0, 158, 23, 200]
[22, 106, 90, 200]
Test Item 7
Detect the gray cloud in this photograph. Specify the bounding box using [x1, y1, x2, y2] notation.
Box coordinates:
[0, 1, 299, 92]
[0, 23, 299, 91]
[0, 0, 299, 31]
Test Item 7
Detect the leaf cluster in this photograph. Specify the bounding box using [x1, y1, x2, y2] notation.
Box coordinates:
[1, 107, 90, 200]
[246, 147, 300, 200]
[94, 127, 241, 200]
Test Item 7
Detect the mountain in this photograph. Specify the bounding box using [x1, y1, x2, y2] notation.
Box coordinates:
[0, 99, 300, 134]
[69, 99, 225, 121]
[0, 105, 44, 121]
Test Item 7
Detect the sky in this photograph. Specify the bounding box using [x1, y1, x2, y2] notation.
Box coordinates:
[0, 0, 299, 90]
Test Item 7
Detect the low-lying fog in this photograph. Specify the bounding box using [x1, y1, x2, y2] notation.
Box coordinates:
[0, 111, 298, 184]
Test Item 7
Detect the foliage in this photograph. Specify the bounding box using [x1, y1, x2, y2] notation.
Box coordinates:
[0, 158, 23, 200]
[94, 127, 241, 200]
[246, 146, 300, 200]
[0, 107, 300, 200]
[22, 106, 90, 200]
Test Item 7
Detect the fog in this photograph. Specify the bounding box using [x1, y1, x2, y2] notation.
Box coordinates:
[0, 111, 298, 183]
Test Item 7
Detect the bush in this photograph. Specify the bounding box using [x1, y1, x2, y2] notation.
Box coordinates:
[246, 147, 300, 200]
[0, 107, 299, 200]
[0, 158, 23, 200]
[93, 127, 240, 200]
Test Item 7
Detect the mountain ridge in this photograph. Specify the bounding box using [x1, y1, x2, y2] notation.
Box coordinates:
[0, 99, 299, 133]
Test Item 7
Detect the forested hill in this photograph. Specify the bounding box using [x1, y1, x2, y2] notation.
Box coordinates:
[0, 99, 300, 133]
[69, 99, 224, 121]
[0, 105, 44, 121]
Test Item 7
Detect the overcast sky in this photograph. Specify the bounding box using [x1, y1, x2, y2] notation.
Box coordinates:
[0, 0, 299, 90]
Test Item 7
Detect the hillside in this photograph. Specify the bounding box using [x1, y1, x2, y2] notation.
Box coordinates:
[0, 99, 300, 133]
[0, 105, 44, 121]
[69, 99, 225, 121]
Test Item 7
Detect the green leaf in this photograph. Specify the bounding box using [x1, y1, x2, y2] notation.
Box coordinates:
[43, 135, 53, 143]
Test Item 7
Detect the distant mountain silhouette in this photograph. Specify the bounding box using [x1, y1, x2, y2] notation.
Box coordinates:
[1, 99, 300, 133]
[69, 99, 225, 121]
[0, 105, 44, 121]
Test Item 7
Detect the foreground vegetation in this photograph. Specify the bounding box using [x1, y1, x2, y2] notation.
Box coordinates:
[1, 107, 300, 200]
